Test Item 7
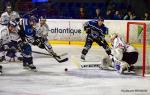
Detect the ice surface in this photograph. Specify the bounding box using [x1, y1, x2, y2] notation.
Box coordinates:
[0, 45, 150, 95]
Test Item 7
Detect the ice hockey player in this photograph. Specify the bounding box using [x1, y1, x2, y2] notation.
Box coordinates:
[33, 16, 51, 50]
[0, 21, 36, 71]
[102, 33, 138, 74]
[37, 16, 49, 40]
[19, 15, 63, 62]
[0, 4, 21, 62]
[35, 16, 59, 57]
[0, 4, 20, 26]
[81, 17, 111, 61]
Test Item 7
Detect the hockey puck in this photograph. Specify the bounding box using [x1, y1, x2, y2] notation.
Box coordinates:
[64, 68, 68, 71]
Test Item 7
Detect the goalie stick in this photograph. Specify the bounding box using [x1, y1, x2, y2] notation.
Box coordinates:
[80, 64, 115, 71]
[71, 56, 115, 70]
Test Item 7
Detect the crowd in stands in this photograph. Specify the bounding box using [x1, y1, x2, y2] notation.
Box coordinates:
[0, 1, 150, 20]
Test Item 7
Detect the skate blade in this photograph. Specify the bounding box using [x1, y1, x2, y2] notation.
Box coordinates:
[0, 71, 3, 75]
[23, 67, 37, 72]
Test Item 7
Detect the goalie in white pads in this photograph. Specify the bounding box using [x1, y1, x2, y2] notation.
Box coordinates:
[102, 33, 138, 74]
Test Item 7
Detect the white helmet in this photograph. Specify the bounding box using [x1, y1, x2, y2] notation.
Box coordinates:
[10, 11, 20, 22]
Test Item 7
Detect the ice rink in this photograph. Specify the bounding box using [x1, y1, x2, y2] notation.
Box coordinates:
[0, 45, 150, 95]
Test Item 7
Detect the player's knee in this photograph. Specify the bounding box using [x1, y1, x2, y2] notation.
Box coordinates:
[23, 57, 33, 65]
[106, 49, 111, 55]
[21, 44, 32, 55]
[82, 47, 89, 55]
[6, 49, 16, 58]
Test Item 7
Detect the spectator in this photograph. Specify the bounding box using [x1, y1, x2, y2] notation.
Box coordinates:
[93, 8, 102, 19]
[105, 9, 113, 19]
[113, 10, 122, 20]
[76, 7, 87, 19]
[131, 11, 137, 20]
[142, 11, 150, 20]
[123, 10, 133, 20]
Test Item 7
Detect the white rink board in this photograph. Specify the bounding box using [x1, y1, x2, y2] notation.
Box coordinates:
[0, 19, 149, 42]
[46, 19, 150, 41]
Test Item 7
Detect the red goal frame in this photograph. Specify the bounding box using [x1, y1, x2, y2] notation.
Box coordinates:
[127, 22, 147, 77]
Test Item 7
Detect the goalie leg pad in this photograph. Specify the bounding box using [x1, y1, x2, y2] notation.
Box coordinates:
[113, 60, 129, 74]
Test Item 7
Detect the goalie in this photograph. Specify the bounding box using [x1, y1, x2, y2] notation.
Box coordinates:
[102, 33, 138, 74]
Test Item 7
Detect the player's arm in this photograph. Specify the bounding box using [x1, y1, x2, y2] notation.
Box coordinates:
[17, 24, 26, 42]
[83, 21, 91, 34]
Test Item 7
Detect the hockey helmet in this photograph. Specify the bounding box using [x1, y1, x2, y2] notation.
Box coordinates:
[98, 17, 104, 21]
[40, 16, 46, 21]
[29, 15, 38, 22]
[10, 11, 20, 22]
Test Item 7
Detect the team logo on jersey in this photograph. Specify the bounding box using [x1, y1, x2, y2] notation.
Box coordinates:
[25, 28, 34, 36]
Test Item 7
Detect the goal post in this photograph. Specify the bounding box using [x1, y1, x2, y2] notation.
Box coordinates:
[127, 22, 147, 77]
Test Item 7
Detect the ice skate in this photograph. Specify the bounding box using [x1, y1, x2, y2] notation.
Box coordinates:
[0, 56, 5, 62]
[28, 64, 37, 72]
[0, 65, 2, 75]
[80, 54, 85, 62]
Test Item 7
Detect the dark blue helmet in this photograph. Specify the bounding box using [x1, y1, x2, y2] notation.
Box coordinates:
[40, 16, 46, 21]
[98, 17, 104, 21]
[29, 15, 39, 23]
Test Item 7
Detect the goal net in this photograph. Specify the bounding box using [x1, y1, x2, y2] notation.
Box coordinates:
[127, 22, 150, 77]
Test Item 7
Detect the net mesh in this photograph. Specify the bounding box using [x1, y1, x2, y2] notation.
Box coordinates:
[127, 22, 150, 76]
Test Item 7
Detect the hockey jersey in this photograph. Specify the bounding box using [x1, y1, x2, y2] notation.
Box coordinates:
[0, 25, 20, 44]
[0, 11, 20, 25]
[112, 36, 137, 53]
[83, 20, 108, 39]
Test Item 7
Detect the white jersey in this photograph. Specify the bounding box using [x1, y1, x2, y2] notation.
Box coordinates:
[112, 36, 137, 53]
[0, 11, 20, 25]
[0, 12, 10, 25]
[0, 26, 20, 44]
[35, 23, 49, 38]
[111, 36, 138, 61]
[112, 36, 126, 49]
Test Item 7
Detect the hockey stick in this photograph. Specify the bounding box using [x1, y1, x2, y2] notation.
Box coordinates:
[21, 8, 38, 17]
[32, 51, 68, 58]
[80, 64, 101, 68]
[80, 63, 115, 70]
[71, 56, 115, 70]
[44, 44, 68, 63]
